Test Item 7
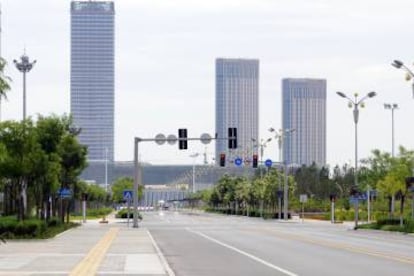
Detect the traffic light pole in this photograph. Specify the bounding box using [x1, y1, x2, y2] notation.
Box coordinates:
[133, 137, 140, 228]
[133, 133, 236, 228]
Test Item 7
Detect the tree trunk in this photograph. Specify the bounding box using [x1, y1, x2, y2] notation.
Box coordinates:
[400, 195, 405, 227]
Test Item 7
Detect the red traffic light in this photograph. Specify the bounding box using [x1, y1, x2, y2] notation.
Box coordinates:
[220, 153, 226, 167]
[252, 154, 258, 168]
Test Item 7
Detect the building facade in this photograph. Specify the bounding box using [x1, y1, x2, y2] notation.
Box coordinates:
[215, 58, 259, 164]
[70, 1, 115, 161]
[282, 78, 326, 166]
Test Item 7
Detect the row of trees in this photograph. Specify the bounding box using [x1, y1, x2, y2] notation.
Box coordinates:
[0, 115, 88, 222]
[198, 147, 414, 219]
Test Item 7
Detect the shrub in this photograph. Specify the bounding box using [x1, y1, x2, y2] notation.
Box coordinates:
[0, 219, 46, 238]
[115, 209, 142, 220]
[87, 207, 113, 217]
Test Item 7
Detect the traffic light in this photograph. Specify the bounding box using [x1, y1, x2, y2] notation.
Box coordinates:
[350, 186, 358, 196]
[329, 194, 336, 202]
[228, 127, 237, 149]
[220, 153, 226, 167]
[178, 128, 187, 150]
[252, 154, 258, 168]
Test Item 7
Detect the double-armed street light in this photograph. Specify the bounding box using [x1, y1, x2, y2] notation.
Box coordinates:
[391, 60, 414, 98]
[336, 91, 377, 228]
[252, 137, 272, 179]
[251, 137, 272, 165]
[14, 53, 36, 121]
[269, 127, 295, 220]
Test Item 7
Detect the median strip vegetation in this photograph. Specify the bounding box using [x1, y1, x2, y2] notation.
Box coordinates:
[191, 147, 414, 234]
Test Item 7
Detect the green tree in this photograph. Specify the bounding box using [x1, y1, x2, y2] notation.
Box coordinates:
[58, 133, 87, 222]
[111, 177, 144, 203]
[0, 57, 11, 120]
[0, 120, 40, 220]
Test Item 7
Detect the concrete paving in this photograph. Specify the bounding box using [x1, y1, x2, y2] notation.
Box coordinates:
[0, 214, 173, 276]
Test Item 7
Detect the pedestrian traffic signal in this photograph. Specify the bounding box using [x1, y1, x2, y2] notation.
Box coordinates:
[350, 186, 358, 196]
[228, 127, 237, 149]
[252, 154, 258, 168]
[329, 194, 336, 202]
[178, 128, 187, 150]
[220, 153, 226, 167]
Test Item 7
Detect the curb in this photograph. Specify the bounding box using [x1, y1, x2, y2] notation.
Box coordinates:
[147, 230, 175, 276]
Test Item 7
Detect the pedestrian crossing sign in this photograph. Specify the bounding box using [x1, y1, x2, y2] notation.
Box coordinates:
[123, 190, 133, 201]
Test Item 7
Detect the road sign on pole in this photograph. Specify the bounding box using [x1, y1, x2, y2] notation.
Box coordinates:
[265, 159, 272, 168]
[123, 190, 133, 201]
[234, 157, 243, 167]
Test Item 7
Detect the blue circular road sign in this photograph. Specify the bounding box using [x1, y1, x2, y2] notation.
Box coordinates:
[234, 157, 243, 166]
[265, 159, 273, 167]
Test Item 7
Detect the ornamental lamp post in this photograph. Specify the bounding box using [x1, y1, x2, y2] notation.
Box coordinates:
[269, 127, 295, 220]
[336, 91, 376, 229]
[14, 54, 36, 121]
[391, 60, 414, 98]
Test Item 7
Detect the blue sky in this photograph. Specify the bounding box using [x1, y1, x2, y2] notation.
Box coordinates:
[2, 0, 414, 167]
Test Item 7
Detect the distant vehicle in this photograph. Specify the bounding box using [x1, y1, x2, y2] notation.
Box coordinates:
[158, 200, 170, 210]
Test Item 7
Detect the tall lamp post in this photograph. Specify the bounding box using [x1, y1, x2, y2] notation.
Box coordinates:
[391, 60, 414, 98]
[269, 127, 295, 220]
[190, 153, 200, 193]
[14, 54, 36, 121]
[384, 103, 398, 216]
[336, 91, 377, 229]
[383, 103, 398, 157]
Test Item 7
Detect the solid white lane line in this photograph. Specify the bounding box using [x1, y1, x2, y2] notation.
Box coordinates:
[147, 230, 176, 276]
[187, 228, 298, 276]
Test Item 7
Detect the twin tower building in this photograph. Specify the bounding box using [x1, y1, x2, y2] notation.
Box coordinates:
[216, 58, 326, 167]
[71, 1, 326, 167]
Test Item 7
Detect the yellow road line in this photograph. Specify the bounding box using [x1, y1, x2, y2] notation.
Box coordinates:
[243, 227, 414, 265]
[70, 227, 119, 276]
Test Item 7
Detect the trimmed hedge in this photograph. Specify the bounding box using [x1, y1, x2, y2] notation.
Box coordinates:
[115, 209, 142, 220]
[72, 207, 113, 218]
[204, 207, 291, 219]
[0, 217, 79, 239]
[358, 218, 414, 233]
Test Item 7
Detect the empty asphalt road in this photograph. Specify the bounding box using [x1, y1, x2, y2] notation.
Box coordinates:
[144, 210, 414, 276]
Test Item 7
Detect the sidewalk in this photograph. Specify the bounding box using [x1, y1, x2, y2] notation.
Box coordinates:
[0, 214, 173, 275]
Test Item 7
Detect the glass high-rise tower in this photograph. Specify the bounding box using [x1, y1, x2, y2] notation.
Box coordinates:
[215, 58, 259, 165]
[70, 1, 115, 161]
[282, 78, 326, 166]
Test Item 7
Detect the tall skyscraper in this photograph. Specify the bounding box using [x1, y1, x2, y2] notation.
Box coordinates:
[282, 78, 326, 166]
[70, 1, 115, 162]
[215, 58, 259, 165]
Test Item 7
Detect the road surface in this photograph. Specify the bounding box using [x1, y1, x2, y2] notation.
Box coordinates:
[144, 210, 414, 276]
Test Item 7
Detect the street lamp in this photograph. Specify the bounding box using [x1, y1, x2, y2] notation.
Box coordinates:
[251, 137, 272, 164]
[190, 153, 200, 193]
[14, 53, 36, 121]
[269, 127, 295, 220]
[384, 103, 398, 218]
[252, 137, 272, 179]
[336, 91, 377, 228]
[391, 60, 414, 98]
[384, 103, 398, 157]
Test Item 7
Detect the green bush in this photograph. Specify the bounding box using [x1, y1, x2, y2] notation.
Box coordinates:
[87, 207, 113, 217]
[0, 219, 46, 238]
[0, 217, 79, 239]
[72, 207, 113, 218]
[115, 209, 142, 220]
[357, 218, 414, 233]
